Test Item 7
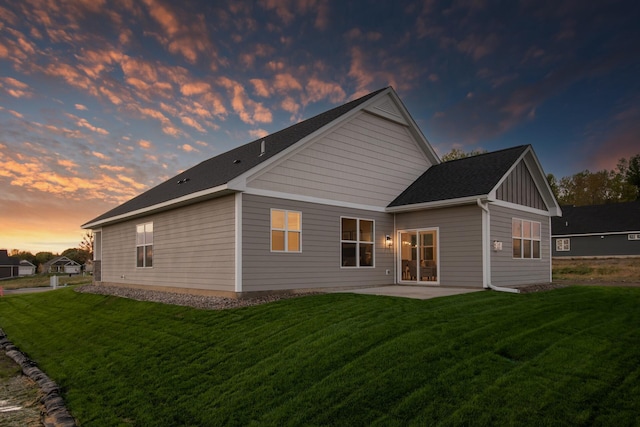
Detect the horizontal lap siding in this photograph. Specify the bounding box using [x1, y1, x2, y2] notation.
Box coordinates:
[101, 195, 235, 292]
[553, 235, 640, 257]
[247, 111, 432, 207]
[490, 205, 551, 285]
[242, 194, 395, 292]
[395, 205, 483, 288]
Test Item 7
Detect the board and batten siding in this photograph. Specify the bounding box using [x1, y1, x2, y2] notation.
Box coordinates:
[496, 161, 546, 210]
[99, 195, 236, 292]
[246, 110, 433, 208]
[490, 204, 551, 286]
[395, 205, 484, 288]
[241, 194, 395, 292]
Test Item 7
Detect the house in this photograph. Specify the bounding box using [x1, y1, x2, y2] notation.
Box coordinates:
[82, 87, 561, 297]
[552, 201, 640, 258]
[0, 250, 20, 280]
[19, 259, 37, 276]
[42, 256, 82, 275]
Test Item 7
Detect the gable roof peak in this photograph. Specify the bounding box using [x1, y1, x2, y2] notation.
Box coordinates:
[82, 87, 393, 228]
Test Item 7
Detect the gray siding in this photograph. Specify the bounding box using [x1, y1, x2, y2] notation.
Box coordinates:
[553, 234, 640, 257]
[496, 161, 546, 210]
[395, 205, 484, 288]
[246, 110, 433, 207]
[490, 204, 551, 286]
[100, 195, 236, 292]
[242, 194, 395, 292]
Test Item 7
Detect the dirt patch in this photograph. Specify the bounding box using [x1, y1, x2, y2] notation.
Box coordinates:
[0, 352, 41, 427]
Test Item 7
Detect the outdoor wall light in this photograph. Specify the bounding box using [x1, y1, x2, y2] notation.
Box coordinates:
[386, 235, 392, 247]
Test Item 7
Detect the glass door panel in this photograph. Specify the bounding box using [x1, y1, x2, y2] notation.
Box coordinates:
[400, 232, 417, 282]
[419, 231, 437, 282]
[399, 229, 438, 283]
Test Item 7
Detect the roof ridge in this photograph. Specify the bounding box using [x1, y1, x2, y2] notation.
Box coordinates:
[440, 144, 529, 165]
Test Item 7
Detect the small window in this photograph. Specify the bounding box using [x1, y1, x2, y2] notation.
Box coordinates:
[271, 209, 301, 252]
[628, 234, 640, 241]
[341, 217, 374, 267]
[556, 238, 570, 252]
[136, 222, 153, 267]
[512, 218, 541, 259]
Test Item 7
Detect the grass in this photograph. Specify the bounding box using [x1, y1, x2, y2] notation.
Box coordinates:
[552, 258, 640, 282]
[0, 274, 92, 290]
[1, 287, 639, 426]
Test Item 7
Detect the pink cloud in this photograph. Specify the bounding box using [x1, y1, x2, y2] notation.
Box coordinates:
[138, 139, 153, 149]
[250, 79, 271, 97]
[75, 104, 88, 111]
[218, 77, 272, 124]
[304, 77, 346, 104]
[180, 81, 211, 96]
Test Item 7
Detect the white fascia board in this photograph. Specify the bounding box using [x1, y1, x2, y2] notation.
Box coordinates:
[81, 184, 231, 229]
[490, 199, 554, 217]
[242, 188, 388, 212]
[553, 230, 640, 238]
[385, 195, 486, 213]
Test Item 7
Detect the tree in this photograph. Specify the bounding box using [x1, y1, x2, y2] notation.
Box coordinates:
[79, 232, 94, 259]
[441, 148, 487, 162]
[35, 252, 55, 273]
[624, 154, 640, 200]
[61, 248, 91, 265]
[9, 250, 36, 265]
[546, 174, 560, 201]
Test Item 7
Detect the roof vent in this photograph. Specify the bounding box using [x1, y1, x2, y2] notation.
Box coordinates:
[177, 178, 190, 184]
[260, 140, 265, 156]
[233, 159, 241, 164]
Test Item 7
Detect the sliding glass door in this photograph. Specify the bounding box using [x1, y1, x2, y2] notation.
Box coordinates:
[399, 229, 439, 284]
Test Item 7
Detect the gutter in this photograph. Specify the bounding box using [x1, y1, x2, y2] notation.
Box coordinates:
[477, 198, 520, 294]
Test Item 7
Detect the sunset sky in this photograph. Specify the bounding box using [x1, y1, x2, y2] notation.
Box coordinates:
[1, 0, 639, 254]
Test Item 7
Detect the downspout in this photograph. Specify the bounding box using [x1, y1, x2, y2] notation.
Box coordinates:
[477, 199, 520, 294]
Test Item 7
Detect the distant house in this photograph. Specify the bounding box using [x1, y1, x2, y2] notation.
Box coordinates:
[0, 249, 20, 280]
[19, 259, 37, 276]
[43, 256, 82, 275]
[82, 87, 561, 297]
[552, 201, 640, 258]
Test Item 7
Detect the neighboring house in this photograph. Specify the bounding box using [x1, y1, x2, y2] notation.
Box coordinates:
[0, 249, 20, 280]
[18, 259, 37, 276]
[43, 256, 82, 274]
[82, 87, 561, 297]
[552, 201, 640, 258]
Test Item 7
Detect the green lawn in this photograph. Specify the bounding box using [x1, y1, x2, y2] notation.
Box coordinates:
[1, 286, 639, 426]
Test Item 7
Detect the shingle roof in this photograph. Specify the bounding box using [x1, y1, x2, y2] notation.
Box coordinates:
[388, 145, 528, 207]
[0, 250, 19, 266]
[552, 201, 640, 235]
[83, 88, 387, 226]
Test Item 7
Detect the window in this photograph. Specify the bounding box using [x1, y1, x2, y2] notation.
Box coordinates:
[136, 222, 153, 267]
[556, 238, 570, 252]
[341, 217, 374, 267]
[628, 234, 640, 241]
[271, 209, 301, 252]
[512, 218, 541, 259]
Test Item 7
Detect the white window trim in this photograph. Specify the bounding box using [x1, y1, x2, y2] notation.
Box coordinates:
[340, 216, 375, 268]
[628, 234, 640, 241]
[270, 209, 302, 253]
[136, 222, 153, 268]
[556, 238, 570, 252]
[396, 227, 440, 285]
[512, 218, 542, 260]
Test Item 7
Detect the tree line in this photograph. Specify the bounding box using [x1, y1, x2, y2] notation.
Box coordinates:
[9, 232, 94, 273]
[442, 149, 640, 206]
[547, 155, 640, 206]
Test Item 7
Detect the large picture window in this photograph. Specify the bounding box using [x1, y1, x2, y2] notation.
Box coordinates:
[136, 222, 153, 267]
[341, 217, 374, 267]
[513, 218, 541, 259]
[271, 209, 301, 252]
